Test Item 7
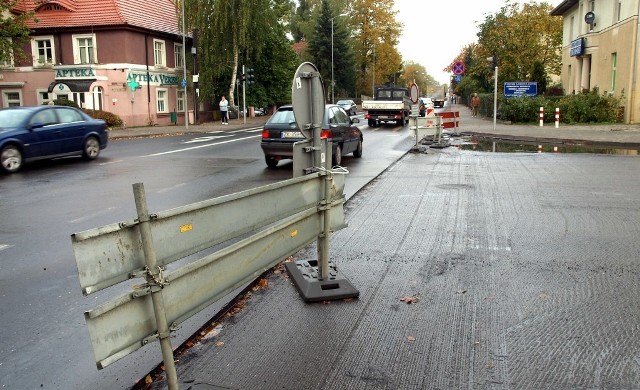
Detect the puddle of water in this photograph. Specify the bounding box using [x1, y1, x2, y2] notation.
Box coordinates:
[454, 138, 640, 155]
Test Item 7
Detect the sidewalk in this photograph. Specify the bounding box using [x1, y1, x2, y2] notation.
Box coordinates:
[110, 104, 640, 146]
[140, 106, 640, 389]
[449, 103, 640, 146]
[107, 115, 269, 140]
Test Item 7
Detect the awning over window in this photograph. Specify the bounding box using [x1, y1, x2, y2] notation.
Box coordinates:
[47, 79, 95, 93]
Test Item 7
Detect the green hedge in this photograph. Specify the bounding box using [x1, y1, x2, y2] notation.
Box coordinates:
[498, 88, 622, 124]
[84, 109, 124, 128]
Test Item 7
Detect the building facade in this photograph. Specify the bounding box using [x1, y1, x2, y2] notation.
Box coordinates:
[1, 0, 193, 127]
[551, 0, 640, 124]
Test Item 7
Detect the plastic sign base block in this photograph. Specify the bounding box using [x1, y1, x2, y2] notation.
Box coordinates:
[285, 260, 359, 303]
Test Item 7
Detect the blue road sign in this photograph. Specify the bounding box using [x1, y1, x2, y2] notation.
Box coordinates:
[504, 82, 537, 97]
[181, 79, 187, 88]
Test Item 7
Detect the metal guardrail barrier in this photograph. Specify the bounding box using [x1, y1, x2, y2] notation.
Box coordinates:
[71, 172, 346, 382]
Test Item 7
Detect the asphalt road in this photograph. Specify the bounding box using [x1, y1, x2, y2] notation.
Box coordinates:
[0, 115, 414, 390]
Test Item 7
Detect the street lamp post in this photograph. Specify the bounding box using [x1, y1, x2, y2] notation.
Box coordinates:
[331, 13, 348, 104]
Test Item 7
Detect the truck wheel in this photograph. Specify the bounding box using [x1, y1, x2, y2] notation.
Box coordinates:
[368, 119, 376, 127]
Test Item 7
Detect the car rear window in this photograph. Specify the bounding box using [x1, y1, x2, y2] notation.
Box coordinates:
[269, 109, 295, 124]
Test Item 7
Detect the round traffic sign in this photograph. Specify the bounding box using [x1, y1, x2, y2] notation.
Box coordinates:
[409, 83, 419, 104]
[291, 62, 325, 139]
[452, 61, 465, 76]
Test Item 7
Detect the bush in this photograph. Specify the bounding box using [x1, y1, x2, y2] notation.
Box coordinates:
[53, 99, 79, 108]
[498, 88, 622, 124]
[84, 109, 124, 128]
[557, 88, 622, 123]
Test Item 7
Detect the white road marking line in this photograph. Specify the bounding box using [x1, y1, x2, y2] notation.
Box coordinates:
[143, 134, 261, 157]
[0, 244, 12, 252]
[68, 207, 118, 224]
[183, 135, 234, 143]
[157, 182, 188, 194]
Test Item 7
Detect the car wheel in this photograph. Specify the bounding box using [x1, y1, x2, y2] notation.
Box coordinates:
[333, 145, 342, 167]
[353, 139, 363, 158]
[265, 156, 278, 168]
[1, 145, 23, 174]
[82, 136, 101, 160]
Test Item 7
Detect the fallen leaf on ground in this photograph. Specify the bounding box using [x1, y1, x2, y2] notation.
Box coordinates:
[400, 295, 419, 304]
[215, 341, 225, 347]
[407, 336, 416, 342]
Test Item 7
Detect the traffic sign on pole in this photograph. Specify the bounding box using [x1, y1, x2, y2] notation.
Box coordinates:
[452, 61, 465, 76]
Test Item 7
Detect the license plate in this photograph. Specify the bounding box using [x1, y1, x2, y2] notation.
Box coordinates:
[282, 131, 303, 138]
[379, 116, 390, 119]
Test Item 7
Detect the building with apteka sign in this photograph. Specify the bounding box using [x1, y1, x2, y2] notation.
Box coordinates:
[1, 0, 194, 127]
[551, 0, 640, 124]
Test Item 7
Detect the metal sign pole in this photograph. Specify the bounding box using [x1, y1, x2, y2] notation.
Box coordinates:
[132, 183, 178, 390]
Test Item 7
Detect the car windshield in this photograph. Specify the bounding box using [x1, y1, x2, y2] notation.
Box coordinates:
[269, 108, 296, 125]
[0, 108, 32, 128]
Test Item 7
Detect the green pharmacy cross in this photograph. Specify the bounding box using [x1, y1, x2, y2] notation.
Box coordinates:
[127, 79, 140, 91]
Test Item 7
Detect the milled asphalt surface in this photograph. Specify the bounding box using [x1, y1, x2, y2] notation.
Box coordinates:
[123, 106, 640, 389]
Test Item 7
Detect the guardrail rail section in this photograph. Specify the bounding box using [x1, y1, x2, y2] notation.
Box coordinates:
[70, 172, 347, 379]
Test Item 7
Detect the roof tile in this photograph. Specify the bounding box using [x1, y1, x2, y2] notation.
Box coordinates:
[18, 0, 181, 36]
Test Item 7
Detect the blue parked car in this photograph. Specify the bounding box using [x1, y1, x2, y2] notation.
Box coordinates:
[0, 105, 108, 173]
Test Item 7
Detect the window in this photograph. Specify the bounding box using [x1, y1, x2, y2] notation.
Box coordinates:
[32, 37, 55, 66]
[55, 107, 83, 123]
[1, 38, 14, 68]
[174, 43, 184, 69]
[3, 90, 22, 107]
[89, 86, 103, 111]
[73, 34, 96, 64]
[611, 52, 617, 93]
[31, 109, 58, 126]
[177, 89, 185, 112]
[154, 39, 166, 67]
[157, 88, 168, 113]
[37, 90, 56, 105]
[617, 0, 622, 22]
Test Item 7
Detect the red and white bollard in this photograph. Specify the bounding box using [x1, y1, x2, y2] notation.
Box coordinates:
[539, 107, 544, 127]
[555, 107, 560, 128]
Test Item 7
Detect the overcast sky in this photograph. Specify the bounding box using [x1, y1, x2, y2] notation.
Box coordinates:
[393, 0, 564, 85]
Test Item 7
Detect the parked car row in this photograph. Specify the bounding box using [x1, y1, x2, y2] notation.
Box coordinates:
[260, 104, 363, 168]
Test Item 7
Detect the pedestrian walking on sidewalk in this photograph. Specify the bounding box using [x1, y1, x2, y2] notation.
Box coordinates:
[219, 96, 229, 124]
[471, 93, 480, 117]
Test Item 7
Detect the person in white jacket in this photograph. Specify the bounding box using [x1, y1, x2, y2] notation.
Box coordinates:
[219, 96, 229, 124]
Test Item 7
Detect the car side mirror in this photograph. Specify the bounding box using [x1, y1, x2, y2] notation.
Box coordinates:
[351, 118, 360, 124]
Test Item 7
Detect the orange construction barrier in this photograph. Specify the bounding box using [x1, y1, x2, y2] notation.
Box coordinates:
[435, 111, 460, 129]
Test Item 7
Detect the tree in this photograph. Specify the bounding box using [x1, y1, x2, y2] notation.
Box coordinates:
[349, 0, 403, 97]
[475, 1, 562, 89]
[0, 0, 37, 64]
[530, 60, 547, 94]
[447, 1, 561, 99]
[187, 0, 275, 106]
[401, 61, 439, 97]
[307, 0, 356, 101]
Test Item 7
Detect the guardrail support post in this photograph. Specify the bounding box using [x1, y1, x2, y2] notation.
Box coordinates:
[133, 183, 179, 390]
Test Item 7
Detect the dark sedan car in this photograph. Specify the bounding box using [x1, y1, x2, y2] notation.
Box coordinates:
[336, 99, 357, 116]
[0, 105, 108, 173]
[260, 104, 362, 168]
